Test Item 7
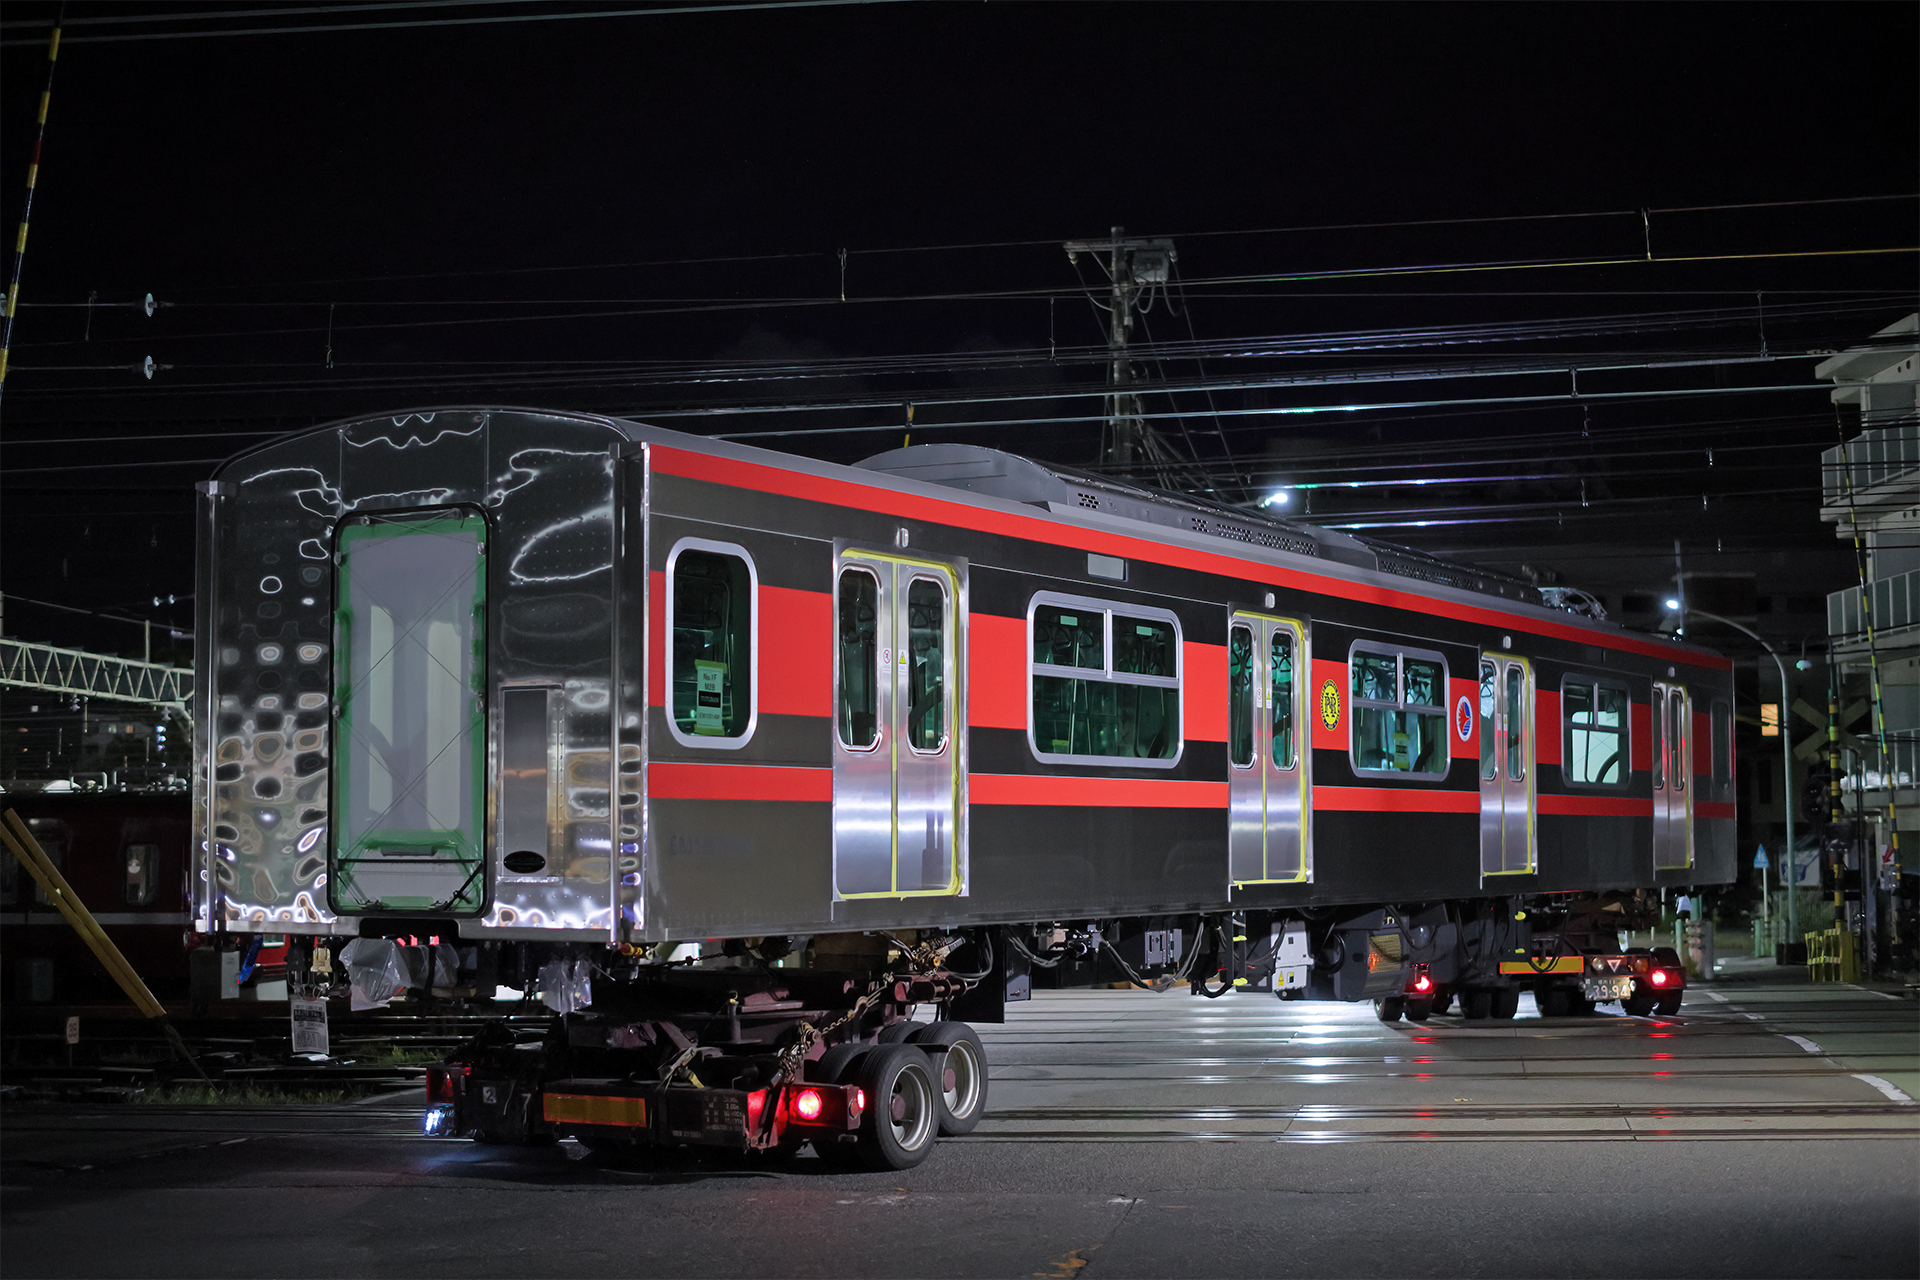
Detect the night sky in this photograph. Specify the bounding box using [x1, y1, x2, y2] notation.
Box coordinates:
[2, 0, 1916, 668]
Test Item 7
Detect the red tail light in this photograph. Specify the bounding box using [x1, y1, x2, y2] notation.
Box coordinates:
[852, 1088, 866, 1113]
[1649, 970, 1669, 987]
[426, 1064, 467, 1103]
[1413, 973, 1433, 993]
[794, 1088, 824, 1121]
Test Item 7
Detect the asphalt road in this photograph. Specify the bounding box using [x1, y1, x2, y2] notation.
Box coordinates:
[4, 977, 1916, 1279]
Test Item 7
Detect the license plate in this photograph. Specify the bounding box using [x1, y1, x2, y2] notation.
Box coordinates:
[1582, 975, 1635, 1001]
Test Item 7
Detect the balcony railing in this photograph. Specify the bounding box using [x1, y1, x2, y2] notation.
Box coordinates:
[1821, 421, 1919, 508]
[1829, 568, 1918, 644]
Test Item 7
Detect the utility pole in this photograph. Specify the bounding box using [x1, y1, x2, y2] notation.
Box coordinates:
[1064, 228, 1175, 477]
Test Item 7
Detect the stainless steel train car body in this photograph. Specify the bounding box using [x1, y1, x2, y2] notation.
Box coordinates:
[192, 408, 1737, 944]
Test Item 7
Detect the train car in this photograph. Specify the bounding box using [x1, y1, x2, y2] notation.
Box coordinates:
[2, 793, 195, 1001]
[192, 407, 1734, 1166]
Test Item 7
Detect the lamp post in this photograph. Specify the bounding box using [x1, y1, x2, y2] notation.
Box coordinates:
[1669, 601, 1797, 950]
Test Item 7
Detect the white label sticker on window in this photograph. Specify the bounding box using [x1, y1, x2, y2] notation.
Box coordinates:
[694, 660, 727, 735]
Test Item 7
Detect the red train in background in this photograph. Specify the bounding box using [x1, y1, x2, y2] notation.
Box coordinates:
[1, 792, 283, 1005]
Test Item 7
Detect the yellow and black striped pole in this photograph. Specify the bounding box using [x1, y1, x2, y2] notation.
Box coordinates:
[0, 4, 63, 400]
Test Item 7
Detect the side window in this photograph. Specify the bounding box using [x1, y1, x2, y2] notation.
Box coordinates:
[1479, 660, 1498, 780]
[17, 820, 67, 907]
[124, 843, 160, 906]
[836, 567, 879, 749]
[1712, 699, 1732, 789]
[1563, 676, 1629, 787]
[1670, 691, 1687, 793]
[1030, 594, 1182, 765]
[667, 540, 756, 746]
[1271, 630, 1296, 770]
[1350, 644, 1449, 779]
[1651, 688, 1666, 790]
[1228, 624, 1254, 768]
[905, 577, 946, 752]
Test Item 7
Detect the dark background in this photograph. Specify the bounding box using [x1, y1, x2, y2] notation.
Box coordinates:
[1, 2, 1915, 711]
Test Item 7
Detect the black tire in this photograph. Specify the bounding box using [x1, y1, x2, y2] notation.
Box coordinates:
[1429, 988, 1454, 1016]
[1490, 986, 1520, 1020]
[853, 1044, 939, 1171]
[1374, 996, 1405, 1023]
[1539, 985, 1571, 1018]
[1404, 997, 1433, 1023]
[1621, 990, 1656, 1017]
[1570, 992, 1596, 1016]
[1461, 988, 1493, 1021]
[878, 1021, 918, 1045]
[908, 1021, 988, 1136]
[811, 1041, 870, 1085]
[1654, 992, 1682, 1016]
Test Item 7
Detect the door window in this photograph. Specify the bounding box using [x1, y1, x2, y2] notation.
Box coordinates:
[667, 541, 756, 745]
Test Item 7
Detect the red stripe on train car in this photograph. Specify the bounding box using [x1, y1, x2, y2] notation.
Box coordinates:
[968, 612, 1025, 730]
[647, 446, 1731, 672]
[969, 774, 1227, 808]
[649, 762, 832, 802]
[1538, 794, 1653, 817]
[1630, 700, 1652, 772]
[760, 585, 832, 719]
[1312, 786, 1479, 813]
[1535, 688, 1562, 767]
[649, 569, 667, 706]
[1184, 640, 1228, 743]
[1696, 800, 1736, 820]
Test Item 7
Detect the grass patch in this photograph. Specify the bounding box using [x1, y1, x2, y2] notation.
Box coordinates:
[139, 1080, 408, 1106]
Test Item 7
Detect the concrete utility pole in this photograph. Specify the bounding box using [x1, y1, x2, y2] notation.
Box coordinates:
[1064, 228, 1175, 476]
[1685, 607, 1799, 950]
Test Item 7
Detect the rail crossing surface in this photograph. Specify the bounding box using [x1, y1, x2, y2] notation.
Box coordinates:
[3, 979, 1915, 1278]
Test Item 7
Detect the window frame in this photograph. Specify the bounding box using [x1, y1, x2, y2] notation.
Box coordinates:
[663, 536, 759, 750]
[1347, 641, 1451, 781]
[1560, 673, 1632, 790]
[1026, 590, 1184, 769]
[833, 563, 883, 753]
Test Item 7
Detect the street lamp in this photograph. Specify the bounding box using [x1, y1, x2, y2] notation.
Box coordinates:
[1669, 600, 1798, 950]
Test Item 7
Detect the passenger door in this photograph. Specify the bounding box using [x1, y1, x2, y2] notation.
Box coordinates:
[1478, 654, 1536, 877]
[1651, 682, 1694, 870]
[832, 550, 967, 898]
[1227, 613, 1311, 884]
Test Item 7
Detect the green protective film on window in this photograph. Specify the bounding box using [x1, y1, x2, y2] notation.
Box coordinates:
[906, 577, 946, 750]
[1404, 658, 1443, 708]
[1228, 626, 1254, 768]
[1033, 605, 1103, 670]
[332, 511, 487, 914]
[672, 549, 752, 738]
[1113, 616, 1176, 677]
[837, 568, 879, 748]
[1271, 631, 1295, 769]
[1670, 694, 1686, 792]
[1353, 705, 1399, 772]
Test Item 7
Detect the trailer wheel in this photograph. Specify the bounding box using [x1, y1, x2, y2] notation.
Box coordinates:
[854, 1044, 938, 1170]
[908, 1021, 988, 1135]
[811, 1041, 870, 1085]
[1374, 996, 1405, 1023]
[1621, 991, 1656, 1017]
[1538, 985, 1570, 1018]
[1654, 993, 1682, 1016]
[878, 1020, 918, 1045]
[1404, 997, 1433, 1023]
[1461, 988, 1492, 1020]
[1490, 987, 1519, 1020]
[1429, 988, 1454, 1016]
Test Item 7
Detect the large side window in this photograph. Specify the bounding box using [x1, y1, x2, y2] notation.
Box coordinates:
[1029, 593, 1181, 765]
[1350, 643, 1449, 778]
[1563, 675, 1629, 787]
[124, 843, 160, 906]
[667, 539, 756, 747]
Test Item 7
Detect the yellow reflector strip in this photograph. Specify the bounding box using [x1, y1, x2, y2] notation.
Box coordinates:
[1498, 957, 1585, 975]
[543, 1093, 647, 1128]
